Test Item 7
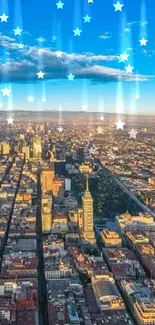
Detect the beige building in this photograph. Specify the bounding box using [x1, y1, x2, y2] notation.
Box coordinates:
[101, 229, 122, 247]
[82, 177, 96, 243]
[79, 164, 93, 174]
[22, 146, 30, 160]
[42, 196, 52, 232]
[134, 300, 155, 325]
[1, 142, 10, 155]
[115, 212, 155, 233]
[41, 168, 54, 194]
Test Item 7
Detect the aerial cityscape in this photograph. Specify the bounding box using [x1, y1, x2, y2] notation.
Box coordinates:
[0, 0, 155, 325]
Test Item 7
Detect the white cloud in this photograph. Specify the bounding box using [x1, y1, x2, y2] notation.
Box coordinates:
[124, 27, 131, 32]
[0, 33, 153, 84]
[99, 32, 111, 40]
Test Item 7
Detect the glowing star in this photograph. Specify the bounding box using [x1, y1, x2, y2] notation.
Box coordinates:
[7, 117, 14, 125]
[113, 1, 124, 11]
[42, 98, 46, 102]
[1, 87, 11, 96]
[58, 126, 63, 132]
[125, 64, 134, 73]
[13, 26, 23, 36]
[37, 71, 45, 79]
[135, 94, 140, 99]
[27, 95, 34, 103]
[119, 52, 129, 62]
[129, 129, 138, 139]
[67, 73, 75, 81]
[115, 120, 125, 130]
[97, 126, 103, 134]
[100, 116, 104, 121]
[56, 1, 64, 9]
[73, 27, 82, 36]
[88, 0, 93, 3]
[18, 43, 24, 49]
[0, 13, 9, 22]
[52, 35, 57, 41]
[56, 51, 62, 57]
[83, 15, 91, 23]
[139, 37, 148, 46]
[82, 105, 88, 112]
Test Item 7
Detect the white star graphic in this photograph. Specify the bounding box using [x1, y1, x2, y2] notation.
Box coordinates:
[18, 43, 24, 49]
[27, 95, 34, 103]
[100, 116, 104, 121]
[115, 120, 125, 130]
[88, 0, 93, 3]
[97, 126, 103, 134]
[67, 73, 75, 81]
[113, 1, 124, 11]
[125, 64, 134, 73]
[135, 94, 140, 100]
[139, 38, 148, 46]
[42, 98, 46, 102]
[13, 26, 23, 36]
[7, 117, 14, 125]
[37, 71, 45, 79]
[82, 105, 88, 112]
[89, 147, 94, 154]
[58, 126, 63, 132]
[56, 51, 62, 57]
[73, 27, 82, 36]
[56, 1, 64, 9]
[119, 52, 129, 62]
[129, 129, 138, 139]
[83, 15, 92, 23]
[52, 35, 57, 41]
[0, 13, 9, 22]
[1, 87, 11, 96]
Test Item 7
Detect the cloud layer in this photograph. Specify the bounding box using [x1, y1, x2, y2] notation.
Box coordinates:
[0, 33, 153, 84]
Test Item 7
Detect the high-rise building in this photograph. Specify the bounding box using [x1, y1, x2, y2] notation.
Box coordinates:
[52, 178, 64, 201]
[1, 142, 10, 155]
[41, 168, 55, 194]
[77, 147, 84, 163]
[22, 146, 30, 160]
[82, 176, 96, 243]
[32, 136, 42, 159]
[42, 196, 52, 232]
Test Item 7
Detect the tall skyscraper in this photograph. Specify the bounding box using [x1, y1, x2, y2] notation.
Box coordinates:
[32, 136, 42, 159]
[82, 176, 96, 243]
[77, 147, 84, 163]
[41, 168, 55, 194]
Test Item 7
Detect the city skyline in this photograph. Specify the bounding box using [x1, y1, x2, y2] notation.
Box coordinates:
[0, 0, 154, 114]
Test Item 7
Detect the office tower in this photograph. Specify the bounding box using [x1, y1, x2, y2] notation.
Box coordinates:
[32, 136, 42, 159]
[22, 146, 30, 160]
[82, 176, 96, 243]
[77, 147, 84, 163]
[1, 142, 10, 155]
[52, 178, 64, 201]
[41, 168, 55, 194]
[42, 196, 52, 232]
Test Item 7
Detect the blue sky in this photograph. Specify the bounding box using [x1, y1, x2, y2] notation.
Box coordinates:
[0, 0, 154, 114]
